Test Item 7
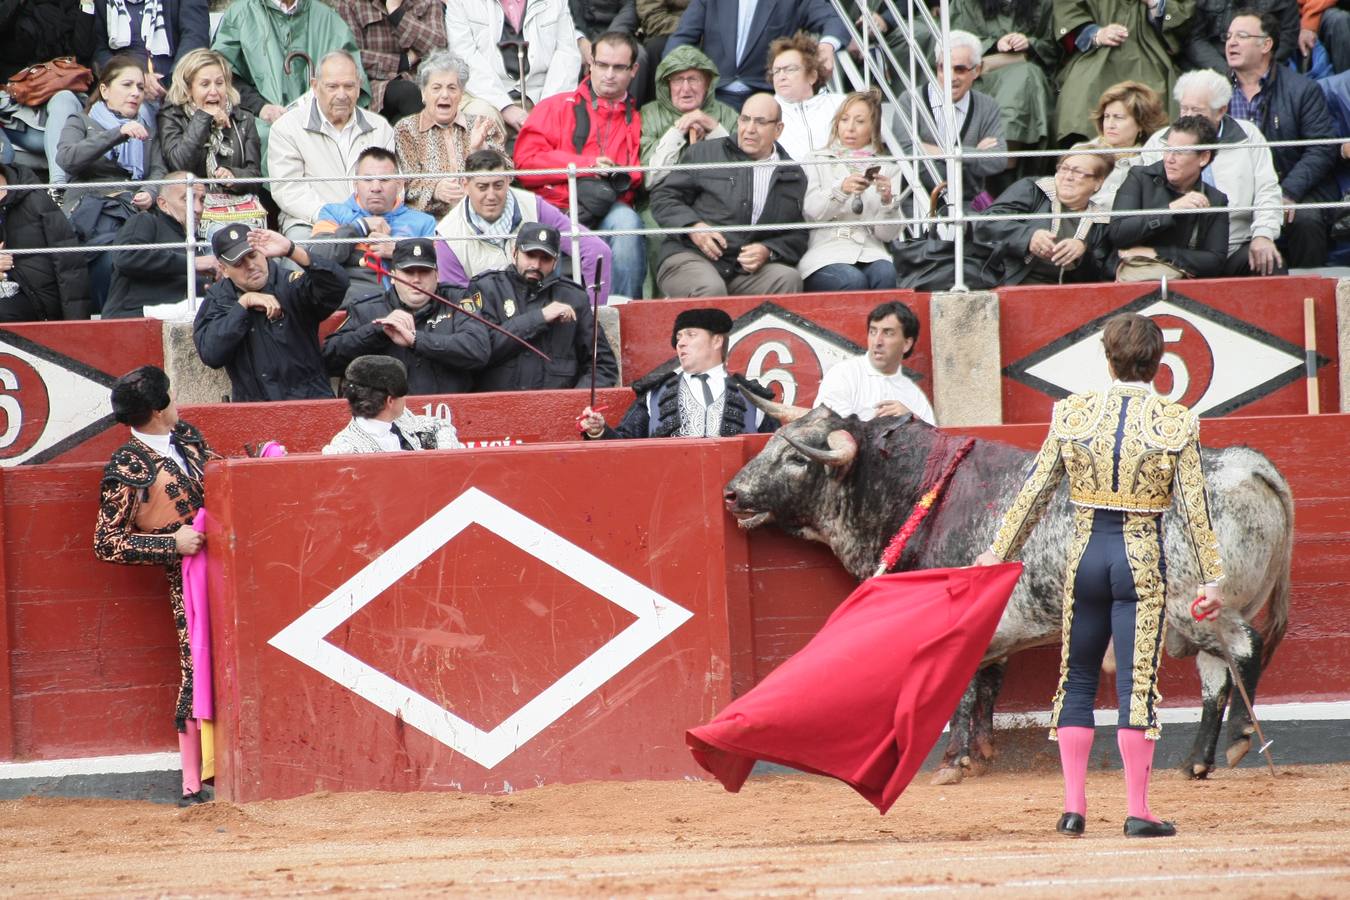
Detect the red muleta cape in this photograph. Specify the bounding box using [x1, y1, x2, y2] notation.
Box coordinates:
[687, 563, 1023, 813]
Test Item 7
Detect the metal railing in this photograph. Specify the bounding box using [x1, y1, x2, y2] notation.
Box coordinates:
[2, 140, 1346, 309]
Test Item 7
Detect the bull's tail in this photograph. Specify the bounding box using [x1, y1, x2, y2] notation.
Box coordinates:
[1253, 459, 1294, 670]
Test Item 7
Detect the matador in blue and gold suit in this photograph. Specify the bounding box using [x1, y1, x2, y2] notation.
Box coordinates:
[989, 382, 1226, 740]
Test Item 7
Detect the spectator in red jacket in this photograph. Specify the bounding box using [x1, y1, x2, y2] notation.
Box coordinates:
[513, 31, 645, 298]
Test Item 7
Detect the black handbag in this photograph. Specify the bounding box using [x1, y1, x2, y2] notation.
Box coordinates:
[894, 184, 1001, 291]
[573, 172, 632, 229]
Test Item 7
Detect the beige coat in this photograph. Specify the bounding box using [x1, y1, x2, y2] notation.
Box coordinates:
[798, 149, 905, 279]
[266, 91, 396, 234]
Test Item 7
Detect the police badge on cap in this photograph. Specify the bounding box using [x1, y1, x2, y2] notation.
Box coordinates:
[392, 238, 438, 271]
[515, 223, 561, 258]
[210, 224, 253, 264]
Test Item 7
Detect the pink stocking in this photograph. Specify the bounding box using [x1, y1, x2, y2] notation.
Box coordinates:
[179, 719, 203, 795]
[1057, 726, 1094, 815]
[1117, 727, 1158, 822]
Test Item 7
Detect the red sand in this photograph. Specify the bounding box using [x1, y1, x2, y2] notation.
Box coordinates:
[4, 764, 1349, 897]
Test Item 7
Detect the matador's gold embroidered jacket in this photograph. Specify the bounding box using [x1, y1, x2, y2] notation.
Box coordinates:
[990, 384, 1225, 583]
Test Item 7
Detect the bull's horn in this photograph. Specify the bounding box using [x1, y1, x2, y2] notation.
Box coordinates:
[783, 429, 857, 469]
[741, 389, 812, 424]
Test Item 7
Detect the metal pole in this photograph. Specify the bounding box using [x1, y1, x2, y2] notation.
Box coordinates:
[566, 163, 583, 286]
[184, 173, 199, 311]
[937, 0, 966, 291]
[862, 5, 871, 90]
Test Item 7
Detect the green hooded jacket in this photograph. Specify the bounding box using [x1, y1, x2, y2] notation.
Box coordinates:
[212, 0, 371, 115]
[639, 44, 739, 161]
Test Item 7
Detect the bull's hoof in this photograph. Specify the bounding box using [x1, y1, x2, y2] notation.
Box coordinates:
[964, 758, 991, 778]
[930, 766, 965, 786]
[1183, 761, 1212, 780]
[1226, 736, 1253, 768]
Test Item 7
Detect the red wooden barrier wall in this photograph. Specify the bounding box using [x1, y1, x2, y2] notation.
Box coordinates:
[618, 291, 931, 407]
[207, 442, 736, 800]
[998, 277, 1340, 422]
[2, 414, 1345, 777]
[179, 387, 634, 456]
[0, 320, 164, 467]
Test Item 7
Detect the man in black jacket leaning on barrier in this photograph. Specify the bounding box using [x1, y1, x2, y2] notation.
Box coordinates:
[105, 173, 216, 319]
[193, 224, 348, 402]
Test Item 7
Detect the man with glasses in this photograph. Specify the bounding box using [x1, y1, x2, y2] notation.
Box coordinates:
[664, 0, 848, 111]
[1226, 8, 1338, 267]
[514, 31, 646, 298]
[1107, 116, 1230, 280]
[905, 31, 1006, 206]
[1180, 0, 1298, 73]
[1136, 69, 1285, 276]
[649, 92, 807, 297]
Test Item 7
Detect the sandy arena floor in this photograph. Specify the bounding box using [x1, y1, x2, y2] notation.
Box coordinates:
[3, 764, 1349, 898]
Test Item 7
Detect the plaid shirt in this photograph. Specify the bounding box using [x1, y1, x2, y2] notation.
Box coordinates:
[334, 0, 447, 111]
[1227, 68, 1271, 126]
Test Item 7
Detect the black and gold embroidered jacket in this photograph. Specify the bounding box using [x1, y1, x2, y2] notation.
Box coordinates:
[94, 421, 214, 567]
[990, 384, 1225, 583]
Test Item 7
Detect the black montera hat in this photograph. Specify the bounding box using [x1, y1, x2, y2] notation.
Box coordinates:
[344, 355, 409, 397]
[671, 308, 734, 347]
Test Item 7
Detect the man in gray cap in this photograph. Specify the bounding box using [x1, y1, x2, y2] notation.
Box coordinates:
[193, 224, 349, 402]
[322, 355, 463, 454]
[473, 223, 618, 393]
[579, 307, 778, 438]
[323, 238, 490, 395]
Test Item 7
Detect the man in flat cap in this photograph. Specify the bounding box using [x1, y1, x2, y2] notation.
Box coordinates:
[578, 307, 778, 439]
[323, 238, 490, 395]
[474, 222, 618, 393]
[322, 355, 464, 453]
[193, 224, 349, 403]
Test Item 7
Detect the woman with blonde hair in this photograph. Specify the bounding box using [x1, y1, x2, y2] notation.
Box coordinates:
[799, 91, 904, 292]
[156, 47, 264, 236]
[1087, 80, 1167, 206]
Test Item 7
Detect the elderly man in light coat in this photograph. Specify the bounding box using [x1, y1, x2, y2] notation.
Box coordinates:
[1135, 69, 1285, 277]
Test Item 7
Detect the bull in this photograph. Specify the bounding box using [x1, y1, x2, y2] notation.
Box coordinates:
[723, 402, 1293, 783]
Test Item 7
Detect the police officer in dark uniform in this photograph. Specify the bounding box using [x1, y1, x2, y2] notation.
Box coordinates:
[323, 238, 490, 394]
[192, 224, 349, 402]
[473, 223, 619, 392]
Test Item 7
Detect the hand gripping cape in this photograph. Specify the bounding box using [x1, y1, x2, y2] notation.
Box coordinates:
[687, 562, 1023, 813]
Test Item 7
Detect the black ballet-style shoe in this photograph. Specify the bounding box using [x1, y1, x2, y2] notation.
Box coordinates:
[1056, 812, 1085, 836]
[177, 790, 209, 808]
[1123, 816, 1176, 837]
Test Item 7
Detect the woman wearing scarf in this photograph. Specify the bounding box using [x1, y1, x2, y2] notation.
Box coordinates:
[798, 91, 904, 292]
[156, 48, 265, 238]
[56, 55, 156, 310]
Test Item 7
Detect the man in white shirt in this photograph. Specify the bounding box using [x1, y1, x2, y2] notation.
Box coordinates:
[322, 355, 463, 453]
[267, 51, 397, 239]
[814, 301, 936, 424]
[578, 307, 778, 438]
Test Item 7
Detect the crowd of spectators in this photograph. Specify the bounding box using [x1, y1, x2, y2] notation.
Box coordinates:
[0, 0, 1348, 397]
